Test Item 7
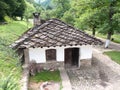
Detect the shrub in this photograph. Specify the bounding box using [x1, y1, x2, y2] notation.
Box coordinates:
[0, 73, 20, 90]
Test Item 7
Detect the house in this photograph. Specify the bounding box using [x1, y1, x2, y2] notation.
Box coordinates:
[11, 18, 103, 68]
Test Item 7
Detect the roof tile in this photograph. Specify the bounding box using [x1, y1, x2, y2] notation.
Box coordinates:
[11, 18, 103, 49]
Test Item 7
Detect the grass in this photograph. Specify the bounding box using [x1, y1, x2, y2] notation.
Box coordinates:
[0, 20, 32, 89]
[104, 51, 120, 64]
[0, 20, 32, 44]
[85, 30, 120, 44]
[30, 70, 61, 83]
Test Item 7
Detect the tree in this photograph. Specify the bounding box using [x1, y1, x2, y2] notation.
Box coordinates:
[104, 0, 117, 48]
[0, 0, 9, 22]
[4, 0, 19, 17]
[13, 0, 26, 20]
[62, 10, 75, 25]
[69, 0, 120, 48]
[24, 1, 36, 22]
[52, 0, 70, 19]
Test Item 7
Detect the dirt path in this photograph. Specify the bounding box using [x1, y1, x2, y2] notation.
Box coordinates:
[97, 37, 120, 51]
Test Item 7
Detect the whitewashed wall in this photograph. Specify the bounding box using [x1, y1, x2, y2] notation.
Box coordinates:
[56, 47, 64, 61]
[29, 48, 46, 63]
[28, 47, 65, 63]
[79, 45, 92, 60]
[28, 45, 92, 63]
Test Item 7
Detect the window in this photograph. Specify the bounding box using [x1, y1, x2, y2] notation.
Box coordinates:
[46, 49, 56, 61]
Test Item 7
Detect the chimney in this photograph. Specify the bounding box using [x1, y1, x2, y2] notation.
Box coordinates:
[33, 12, 41, 26]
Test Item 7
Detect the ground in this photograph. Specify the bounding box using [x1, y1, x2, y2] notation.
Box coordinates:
[67, 62, 120, 90]
[66, 44, 120, 90]
[28, 70, 61, 90]
[29, 82, 60, 90]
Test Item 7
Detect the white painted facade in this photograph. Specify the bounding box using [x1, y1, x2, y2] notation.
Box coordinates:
[28, 45, 93, 65]
[29, 48, 46, 63]
[80, 45, 92, 59]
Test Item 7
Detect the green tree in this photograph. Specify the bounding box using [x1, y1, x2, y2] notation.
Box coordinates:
[0, 0, 9, 22]
[52, 0, 70, 19]
[13, 0, 26, 20]
[24, 1, 36, 21]
[4, 0, 19, 17]
[69, 0, 120, 47]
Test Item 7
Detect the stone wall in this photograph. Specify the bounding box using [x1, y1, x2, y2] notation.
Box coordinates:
[80, 59, 92, 67]
[37, 61, 64, 70]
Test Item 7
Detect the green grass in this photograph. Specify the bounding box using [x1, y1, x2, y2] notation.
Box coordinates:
[104, 51, 120, 64]
[85, 30, 120, 44]
[0, 21, 32, 44]
[30, 70, 61, 83]
[0, 20, 32, 89]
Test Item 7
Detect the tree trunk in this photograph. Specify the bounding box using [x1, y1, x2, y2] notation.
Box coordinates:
[105, 1, 116, 48]
[21, 16, 23, 21]
[105, 32, 112, 48]
[92, 27, 96, 36]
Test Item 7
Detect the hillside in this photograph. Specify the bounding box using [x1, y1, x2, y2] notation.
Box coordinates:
[0, 21, 31, 89]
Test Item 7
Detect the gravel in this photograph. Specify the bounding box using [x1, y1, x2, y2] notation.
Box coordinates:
[67, 50, 120, 90]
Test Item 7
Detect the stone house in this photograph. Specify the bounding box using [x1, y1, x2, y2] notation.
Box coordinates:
[11, 18, 103, 68]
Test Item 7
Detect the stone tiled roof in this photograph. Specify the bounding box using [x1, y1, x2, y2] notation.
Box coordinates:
[11, 18, 103, 49]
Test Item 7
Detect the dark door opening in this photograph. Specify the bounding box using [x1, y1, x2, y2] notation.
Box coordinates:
[64, 48, 79, 67]
[64, 48, 72, 66]
[72, 48, 79, 66]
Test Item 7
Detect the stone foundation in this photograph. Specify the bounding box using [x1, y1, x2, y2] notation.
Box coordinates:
[37, 61, 64, 70]
[80, 59, 91, 67]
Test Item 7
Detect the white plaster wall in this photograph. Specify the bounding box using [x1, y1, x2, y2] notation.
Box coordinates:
[28, 45, 92, 63]
[29, 47, 65, 63]
[29, 48, 46, 63]
[80, 45, 92, 59]
[56, 47, 64, 61]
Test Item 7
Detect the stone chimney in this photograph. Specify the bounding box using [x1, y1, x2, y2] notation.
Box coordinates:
[33, 12, 41, 26]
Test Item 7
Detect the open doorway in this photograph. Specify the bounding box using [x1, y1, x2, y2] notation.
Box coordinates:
[64, 48, 79, 67]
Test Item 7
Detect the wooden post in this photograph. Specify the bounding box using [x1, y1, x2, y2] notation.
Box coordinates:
[24, 49, 29, 64]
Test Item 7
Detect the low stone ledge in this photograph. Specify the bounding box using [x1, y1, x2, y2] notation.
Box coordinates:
[21, 64, 29, 90]
[80, 59, 92, 67]
[37, 61, 64, 70]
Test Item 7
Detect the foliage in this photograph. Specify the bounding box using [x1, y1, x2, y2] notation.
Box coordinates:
[52, 0, 70, 19]
[0, 1, 9, 21]
[13, 0, 26, 20]
[30, 70, 61, 83]
[0, 21, 30, 89]
[24, 1, 36, 21]
[0, 21, 30, 43]
[0, 72, 20, 90]
[0, 0, 26, 22]
[0, 38, 21, 90]
[64, 0, 120, 39]
[4, 0, 19, 17]
[86, 30, 120, 44]
[104, 51, 120, 64]
[61, 10, 75, 25]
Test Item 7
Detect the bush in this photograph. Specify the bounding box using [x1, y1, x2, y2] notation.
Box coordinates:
[0, 37, 21, 90]
[4, 16, 12, 23]
[0, 72, 20, 90]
